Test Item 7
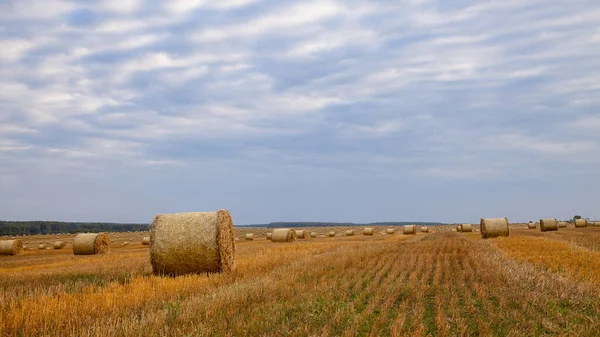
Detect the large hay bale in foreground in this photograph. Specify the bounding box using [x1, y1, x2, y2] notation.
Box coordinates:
[245, 234, 254, 241]
[328, 231, 335, 237]
[403, 225, 417, 235]
[53, 241, 66, 250]
[73, 233, 110, 255]
[540, 218, 558, 232]
[271, 228, 296, 242]
[421, 227, 429, 233]
[527, 222, 536, 229]
[386, 228, 394, 234]
[150, 210, 236, 275]
[480, 218, 509, 238]
[461, 224, 473, 233]
[363, 228, 374, 236]
[266, 233, 272, 240]
[0, 240, 23, 255]
[557, 221, 567, 228]
[142, 237, 151, 245]
[574, 219, 588, 228]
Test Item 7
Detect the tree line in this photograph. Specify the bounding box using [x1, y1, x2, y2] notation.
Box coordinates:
[0, 221, 149, 236]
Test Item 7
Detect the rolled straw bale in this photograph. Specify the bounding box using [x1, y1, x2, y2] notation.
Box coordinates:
[296, 230, 306, 239]
[480, 218, 510, 238]
[142, 237, 151, 245]
[122, 242, 129, 246]
[73, 233, 110, 255]
[461, 224, 473, 233]
[363, 228, 374, 235]
[403, 225, 417, 235]
[310, 232, 317, 238]
[150, 210, 236, 275]
[346, 230, 355, 236]
[574, 219, 588, 228]
[53, 241, 66, 250]
[421, 227, 429, 233]
[457, 225, 462, 232]
[540, 218, 558, 232]
[386, 228, 395, 234]
[245, 234, 254, 241]
[527, 222, 536, 229]
[266, 233, 272, 240]
[271, 228, 296, 242]
[38, 244, 45, 250]
[328, 231, 335, 237]
[0, 240, 23, 255]
[558, 221, 567, 228]
[46, 247, 52, 250]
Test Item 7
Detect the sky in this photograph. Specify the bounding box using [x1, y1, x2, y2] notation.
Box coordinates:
[1, 0, 599, 225]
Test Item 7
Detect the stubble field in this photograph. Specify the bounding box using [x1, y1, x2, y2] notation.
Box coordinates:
[2, 225, 600, 336]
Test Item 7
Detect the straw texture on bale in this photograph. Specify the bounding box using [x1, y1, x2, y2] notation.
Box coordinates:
[328, 231, 335, 237]
[558, 221, 567, 228]
[403, 225, 417, 235]
[296, 230, 306, 239]
[245, 234, 254, 241]
[310, 232, 317, 238]
[363, 228, 374, 235]
[266, 233, 272, 240]
[480, 218, 510, 238]
[527, 222, 536, 229]
[386, 228, 395, 234]
[53, 241, 66, 250]
[461, 224, 473, 233]
[150, 210, 236, 275]
[574, 219, 588, 228]
[540, 218, 558, 232]
[73, 233, 110, 255]
[346, 230, 355, 236]
[142, 236, 151, 245]
[271, 228, 296, 242]
[0, 240, 23, 255]
[420, 227, 429, 233]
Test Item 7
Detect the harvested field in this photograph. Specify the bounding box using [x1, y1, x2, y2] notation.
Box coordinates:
[2, 227, 600, 336]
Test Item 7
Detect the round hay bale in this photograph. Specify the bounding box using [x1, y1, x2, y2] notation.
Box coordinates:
[0, 240, 23, 255]
[480, 218, 509, 238]
[266, 233, 272, 240]
[122, 241, 129, 246]
[53, 241, 66, 250]
[457, 224, 462, 232]
[150, 210, 236, 275]
[296, 230, 306, 239]
[540, 218, 558, 232]
[142, 237, 151, 245]
[310, 232, 317, 238]
[574, 219, 588, 228]
[271, 228, 296, 242]
[527, 222, 536, 229]
[346, 230, 355, 236]
[420, 227, 429, 233]
[558, 221, 567, 228]
[38, 244, 45, 250]
[328, 231, 335, 237]
[403, 225, 417, 235]
[363, 228, 374, 236]
[386, 228, 395, 234]
[461, 224, 473, 233]
[73, 233, 110, 255]
[245, 234, 254, 241]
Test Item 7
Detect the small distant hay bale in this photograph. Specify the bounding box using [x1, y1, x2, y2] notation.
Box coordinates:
[53, 241, 66, 250]
[574, 219, 588, 228]
[142, 237, 151, 245]
[38, 244, 45, 250]
[346, 230, 355, 236]
[271, 228, 296, 242]
[245, 234, 254, 241]
[557, 221, 567, 228]
[266, 233, 272, 240]
[540, 218, 558, 232]
[480, 218, 510, 238]
[296, 230, 306, 239]
[420, 227, 429, 233]
[403, 225, 417, 235]
[150, 210, 236, 275]
[456, 225, 462, 232]
[0, 240, 23, 255]
[386, 228, 395, 234]
[328, 231, 335, 237]
[73, 233, 110, 255]
[527, 222, 536, 229]
[310, 232, 317, 238]
[363, 228, 374, 235]
[122, 241, 130, 246]
[461, 224, 473, 233]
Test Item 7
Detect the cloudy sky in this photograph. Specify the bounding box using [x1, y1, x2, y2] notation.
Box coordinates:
[1, 0, 599, 224]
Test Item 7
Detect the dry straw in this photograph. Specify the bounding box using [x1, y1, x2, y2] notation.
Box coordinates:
[310, 232, 317, 238]
[245, 234, 254, 241]
[420, 227, 429, 233]
[271, 228, 296, 242]
[363, 228, 374, 235]
[0, 240, 23, 255]
[480, 218, 510, 238]
[558, 221, 567, 228]
[266, 233, 272, 240]
[328, 231, 335, 237]
[457, 224, 462, 232]
[403, 225, 417, 235]
[73, 233, 110, 255]
[574, 219, 588, 228]
[346, 230, 355, 236]
[540, 218, 558, 232]
[461, 224, 473, 233]
[53, 241, 66, 250]
[38, 244, 45, 250]
[296, 230, 306, 239]
[386, 228, 395, 234]
[142, 237, 151, 245]
[150, 210, 236, 275]
[527, 222, 536, 229]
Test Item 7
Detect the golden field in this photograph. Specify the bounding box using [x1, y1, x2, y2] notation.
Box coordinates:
[2, 225, 600, 336]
